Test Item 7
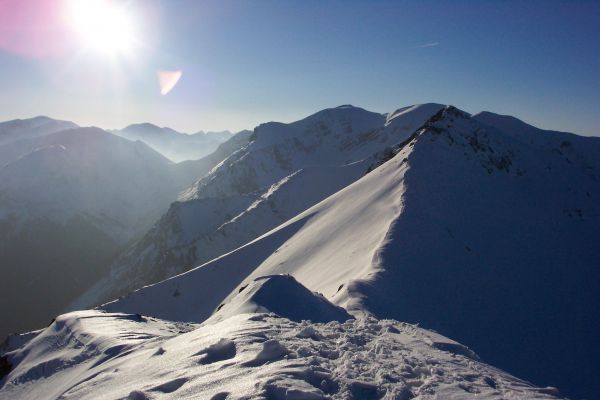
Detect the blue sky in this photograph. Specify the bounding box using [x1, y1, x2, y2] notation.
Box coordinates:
[0, 0, 598, 135]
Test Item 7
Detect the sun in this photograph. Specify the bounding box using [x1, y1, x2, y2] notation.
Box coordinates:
[66, 0, 136, 55]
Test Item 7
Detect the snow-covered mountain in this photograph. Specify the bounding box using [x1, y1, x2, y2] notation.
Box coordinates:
[0, 127, 194, 239]
[1, 105, 597, 398]
[0, 275, 562, 400]
[87, 106, 598, 399]
[0, 116, 78, 147]
[111, 123, 236, 162]
[76, 104, 445, 309]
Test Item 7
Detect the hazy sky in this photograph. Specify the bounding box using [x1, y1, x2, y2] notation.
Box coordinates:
[0, 0, 598, 135]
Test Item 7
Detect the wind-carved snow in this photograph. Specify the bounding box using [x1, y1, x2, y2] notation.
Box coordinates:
[209, 275, 352, 324]
[0, 276, 561, 399]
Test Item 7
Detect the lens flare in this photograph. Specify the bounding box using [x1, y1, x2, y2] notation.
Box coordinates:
[158, 70, 182, 95]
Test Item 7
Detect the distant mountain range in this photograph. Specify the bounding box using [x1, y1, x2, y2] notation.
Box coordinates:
[110, 123, 236, 162]
[0, 116, 78, 147]
[1, 106, 598, 399]
[0, 117, 248, 340]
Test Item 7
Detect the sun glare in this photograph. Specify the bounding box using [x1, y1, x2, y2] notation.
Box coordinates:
[66, 0, 136, 55]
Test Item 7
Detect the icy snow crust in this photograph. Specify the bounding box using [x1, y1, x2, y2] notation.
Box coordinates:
[1, 276, 561, 400]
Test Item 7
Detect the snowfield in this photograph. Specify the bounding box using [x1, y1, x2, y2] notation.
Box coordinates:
[0, 276, 562, 400]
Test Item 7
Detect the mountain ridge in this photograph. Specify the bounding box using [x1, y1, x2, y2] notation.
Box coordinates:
[75, 103, 444, 310]
[97, 105, 598, 398]
[111, 123, 236, 162]
[0, 105, 597, 398]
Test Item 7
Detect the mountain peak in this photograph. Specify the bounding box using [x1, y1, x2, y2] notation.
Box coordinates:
[125, 122, 160, 129]
[210, 274, 353, 324]
[121, 123, 181, 136]
[0, 116, 79, 146]
[385, 103, 446, 127]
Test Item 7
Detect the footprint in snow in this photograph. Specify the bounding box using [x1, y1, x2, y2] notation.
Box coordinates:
[243, 339, 289, 367]
[150, 377, 189, 393]
[127, 390, 150, 400]
[194, 338, 237, 364]
[210, 392, 230, 400]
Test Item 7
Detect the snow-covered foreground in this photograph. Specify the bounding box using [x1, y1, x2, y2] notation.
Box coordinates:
[0, 276, 561, 400]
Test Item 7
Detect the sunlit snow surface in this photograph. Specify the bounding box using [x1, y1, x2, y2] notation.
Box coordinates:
[1, 278, 561, 399]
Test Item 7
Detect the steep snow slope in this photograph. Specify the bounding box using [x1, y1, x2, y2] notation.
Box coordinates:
[111, 123, 234, 162]
[77, 104, 444, 309]
[0, 116, 78, 146]
[0, 276, 562, 400]
[104, 107, 599, 399]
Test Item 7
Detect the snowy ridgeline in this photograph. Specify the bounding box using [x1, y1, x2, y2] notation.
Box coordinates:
[0, 276, 561, 400]
[78, 103, 447, 309]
